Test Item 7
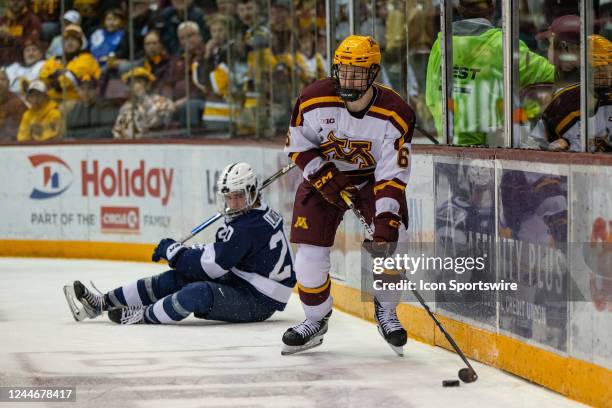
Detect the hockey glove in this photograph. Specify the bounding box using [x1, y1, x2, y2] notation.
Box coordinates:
[366, 212, 402, 258]
[308, 162, 357, 209]
[152, 238, 188, 268]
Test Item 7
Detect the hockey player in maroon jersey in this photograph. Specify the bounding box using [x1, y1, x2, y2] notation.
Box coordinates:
[282, 35, 416, 355]
[530, 34, 612, 152]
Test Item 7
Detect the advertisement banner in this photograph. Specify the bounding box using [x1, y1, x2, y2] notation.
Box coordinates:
[497, 166, 568, 352]
[0, 145, 285, 246]
[433, 159, 496, 327]
[570, 167, 612, 367]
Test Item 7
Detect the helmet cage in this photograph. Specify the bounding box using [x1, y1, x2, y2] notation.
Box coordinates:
[332, 63, 380, 102]
[216, 162, 260, 221]
[217, 183, 259, 221]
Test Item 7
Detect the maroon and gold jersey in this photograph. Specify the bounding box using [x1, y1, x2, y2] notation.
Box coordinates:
[285, 78, 416, 219]
[533, 83, 612, 151]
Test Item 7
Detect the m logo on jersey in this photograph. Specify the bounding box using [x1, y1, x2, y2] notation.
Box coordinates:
[320, 131, 375, 169]
[29, 154, 73, 199]
[294, 217, 309, 230]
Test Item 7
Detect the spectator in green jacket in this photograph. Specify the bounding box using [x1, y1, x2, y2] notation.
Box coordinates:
[425, 0, 555, 146]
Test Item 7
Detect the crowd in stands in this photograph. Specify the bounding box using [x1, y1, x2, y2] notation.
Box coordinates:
[0, 0, 328, 141]
[0, 0, 609, 152]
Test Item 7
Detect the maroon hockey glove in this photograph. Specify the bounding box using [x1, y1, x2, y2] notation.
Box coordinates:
[308, 162, 357, 209]
[366, 212, 401, 257]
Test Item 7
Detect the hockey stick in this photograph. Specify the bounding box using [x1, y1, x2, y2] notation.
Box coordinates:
[415, 125, 440, 145]
[341, 191, 373, 237]
[179, 162, 297, 244]
[339, 192, 478, 383]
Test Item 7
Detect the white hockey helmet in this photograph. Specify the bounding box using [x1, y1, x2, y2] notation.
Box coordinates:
[216, 162, 260, 220]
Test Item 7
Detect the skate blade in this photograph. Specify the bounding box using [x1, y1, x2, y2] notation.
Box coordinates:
[63, 285, 88, 322]
[388, 344, 404, 357]
[281, 336, 324, 356]
[377, 325, 404, 357]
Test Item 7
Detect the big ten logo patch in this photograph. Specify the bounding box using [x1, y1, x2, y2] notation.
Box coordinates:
[320, 131, 375, 169]
[294, 216, 309, 230]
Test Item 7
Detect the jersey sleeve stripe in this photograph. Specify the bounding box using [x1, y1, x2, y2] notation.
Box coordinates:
[289, 149, 322, 170]
[374, 179, 407, 194]
[200, 243, 227, 279]
[555, 110, 580, 137]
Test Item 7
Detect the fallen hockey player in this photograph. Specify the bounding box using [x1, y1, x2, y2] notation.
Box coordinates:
[64, 162, 296, 325]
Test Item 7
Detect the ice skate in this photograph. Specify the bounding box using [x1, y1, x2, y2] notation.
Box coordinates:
[374, 299, 407, 357]
[281, 311, 332, 355]
[63, 281, 105, 321]
[108, 306, 145, 325]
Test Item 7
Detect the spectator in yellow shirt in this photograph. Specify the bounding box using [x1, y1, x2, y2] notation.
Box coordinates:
[39, 24, 100, 101]
[17, 80, 63, 141]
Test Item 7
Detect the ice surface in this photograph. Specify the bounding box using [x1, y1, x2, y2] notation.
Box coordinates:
[0, 258, 582, 408]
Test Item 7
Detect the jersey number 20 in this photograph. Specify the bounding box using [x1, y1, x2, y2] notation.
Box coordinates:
[269, 230, 292, 281]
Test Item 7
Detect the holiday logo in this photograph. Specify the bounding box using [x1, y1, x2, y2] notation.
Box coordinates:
[29, 154, 73, 199]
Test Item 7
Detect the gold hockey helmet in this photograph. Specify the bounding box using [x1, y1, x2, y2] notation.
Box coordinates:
[332, 35, 381, 102]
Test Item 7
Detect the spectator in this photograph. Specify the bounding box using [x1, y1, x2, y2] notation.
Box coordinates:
[88, 8, 127, 68]
[0, 68, 27, 141]
[71, 0, 126, 37]
[29, 0, 62, 41]
[425, 0, 555, 146]
[168, 21, 207, 127]
[113, 67, 175, 139]
[299, 31, 327, 82]
[196, 15, 232, 130]
[269, 0, 293, 56]
[142, 30, 175, 97]
[268, 1, 310, 132]
[215, 0, 241, 27]
[66, 75, 118, 139]
[46, 10, 86, 58]
[530, 35, 612, 152]
[236, 0, 256, 35]
[0, 0, 42, 66]
[39, 24, 101, 101]
[118, 0, 157, 62]
[536, 14, 581, 90]
[5, 38, 46, 99]
[154, 0, 210, 56]
[17, 80, 63, 141]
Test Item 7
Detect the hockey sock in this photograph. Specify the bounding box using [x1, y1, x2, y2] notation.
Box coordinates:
[298, 275, 333, 321]
[105, 271, 181, 308]
[141, 282, 213, 324]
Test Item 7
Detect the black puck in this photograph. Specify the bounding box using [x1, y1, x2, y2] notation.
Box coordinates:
[443, 380, 460, 387]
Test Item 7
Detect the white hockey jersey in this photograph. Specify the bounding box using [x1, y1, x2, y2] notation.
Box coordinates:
[531, 84, 612, 151]
[285, 78, 416, 219]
